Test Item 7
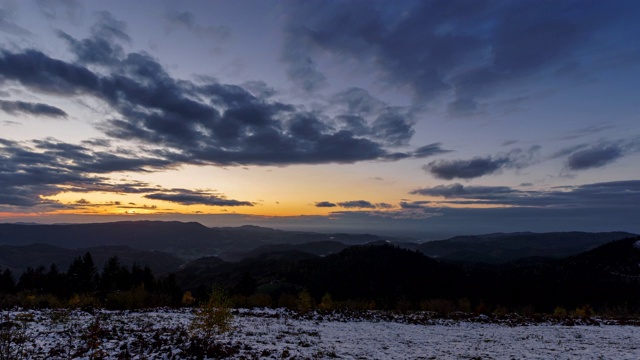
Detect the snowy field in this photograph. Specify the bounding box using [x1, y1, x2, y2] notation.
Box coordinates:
[1, 308, 640, 359]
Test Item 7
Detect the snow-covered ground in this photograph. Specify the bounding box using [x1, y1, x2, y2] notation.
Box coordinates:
[1, 308, 639, 359]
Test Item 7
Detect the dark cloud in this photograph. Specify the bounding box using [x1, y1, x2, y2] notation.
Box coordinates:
[0, 11, 429, 167]
[337, 200, 376, 209]
[315, 201, 337, 207]
[30, 138, 174, 174]
[399, 201, 430, 209]
[2, 26, 422, 166]
[0, 137, 176, 208]
[81, 138, 111, 147]
[553, 139, 640, 171]
[55, 11, 130, 66]
[411, 180, 640, 210]
[370, 109, 414, 146]
[566, 144, 623, 170]
[330, 88, 415, 148]
[426, 157, 508, 180]
[0, 49, 101, 95]
[0, 100, 67, 118]
[144, 189, 253, 207]
[412, 143, 452, 158]
[165, 11, 230, 40]
[0, 138, 99, 207]
[0, 43, 430, 207]
[57, 30, 125, 65]
[376, 202, 394, 209]
[282, 1, 640, 112]
[0, 136, 251, 210]
[425, 147, 539, 180]
[411, 183, 516, 198]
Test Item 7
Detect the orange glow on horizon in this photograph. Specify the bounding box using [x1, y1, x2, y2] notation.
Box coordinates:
[0, 189, 521, 224]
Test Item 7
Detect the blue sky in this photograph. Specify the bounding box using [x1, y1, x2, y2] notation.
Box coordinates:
[1, 0, 639, 237]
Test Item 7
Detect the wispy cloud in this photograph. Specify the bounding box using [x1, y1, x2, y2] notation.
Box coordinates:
[164, 10, 231, 41]
[336, 200, 377, 209]
[553, 138, 640, 171]
[424, 147, 540, 180]
[144, 188, 253, 207]
[315, 201, 337, 208]
[412, 180, 640, 209]
[0, 100, 67, 118]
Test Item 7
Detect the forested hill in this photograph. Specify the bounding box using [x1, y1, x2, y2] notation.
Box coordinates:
[0, 221, 389, 260]
[1, 221, 639, 313]
[0, 221, 635, 264]
[417, 231, 636, 263]
[173, 236, 640, 313]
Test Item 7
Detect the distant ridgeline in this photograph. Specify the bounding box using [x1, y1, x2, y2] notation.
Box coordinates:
[0, 221, 638, 315]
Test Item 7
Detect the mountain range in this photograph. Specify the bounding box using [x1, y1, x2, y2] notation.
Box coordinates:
[0, 221, 636, 280]
[0, 221, 389, 260]
[1, 221, 638, 311]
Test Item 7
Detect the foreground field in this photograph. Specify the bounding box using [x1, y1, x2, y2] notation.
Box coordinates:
[2, 308, 640, 359]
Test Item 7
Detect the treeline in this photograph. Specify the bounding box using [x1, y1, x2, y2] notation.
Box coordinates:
[2, 237, 640, 317]
[178, 239, 640, 317]
[0, 252, 182, 309]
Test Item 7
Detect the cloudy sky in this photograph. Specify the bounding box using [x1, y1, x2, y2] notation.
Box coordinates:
[1, 0, 639, 237]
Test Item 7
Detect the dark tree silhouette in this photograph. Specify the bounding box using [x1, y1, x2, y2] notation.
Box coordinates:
[67, 252, 98, 294]
[0, 267, 16, 295]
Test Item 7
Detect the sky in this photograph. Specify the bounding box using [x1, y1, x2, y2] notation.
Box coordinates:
[1, 0, 639, 238]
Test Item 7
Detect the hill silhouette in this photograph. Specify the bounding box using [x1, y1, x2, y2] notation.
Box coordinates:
[417, 231, 635, 263]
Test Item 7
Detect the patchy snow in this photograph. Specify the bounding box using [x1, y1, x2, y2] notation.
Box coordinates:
[634, 239, 640, 249]
[1, 308, 640, 359]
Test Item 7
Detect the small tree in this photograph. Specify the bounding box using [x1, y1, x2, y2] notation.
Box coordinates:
[190, 287, 233, 338]
[319, 292, 334, 310]
[297, 289, 313, 313]
[181, 291, 196, 307]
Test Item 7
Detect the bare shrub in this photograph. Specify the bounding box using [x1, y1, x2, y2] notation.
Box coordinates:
[191, 287, 234, 338]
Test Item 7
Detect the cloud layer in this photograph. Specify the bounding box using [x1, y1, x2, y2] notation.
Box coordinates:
[0, 138, 251, 209]
[412, 180, 640, 209]
[282, 0, 640, 115]
[0, 30, 422, 167]
[0, 15, 432, 208]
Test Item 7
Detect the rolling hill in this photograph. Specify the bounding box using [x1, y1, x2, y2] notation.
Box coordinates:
[417, 231, 636, 263]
